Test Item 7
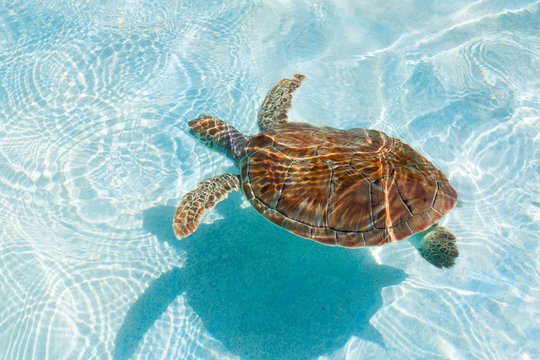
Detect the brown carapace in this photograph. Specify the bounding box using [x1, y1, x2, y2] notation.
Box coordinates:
[174, 74, 459, 268]
[241, 122, 457, 247]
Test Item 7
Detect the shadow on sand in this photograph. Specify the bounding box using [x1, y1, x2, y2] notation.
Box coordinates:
[115, 194, 407, 359]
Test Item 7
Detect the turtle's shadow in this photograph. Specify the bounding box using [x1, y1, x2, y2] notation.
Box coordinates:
[114, 194, 407, 360]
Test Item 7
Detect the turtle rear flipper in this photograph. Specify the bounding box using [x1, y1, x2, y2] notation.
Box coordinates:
[173, 173, 240, 239]
[417, 224, 459, 268]
[258, 73, 305, 131]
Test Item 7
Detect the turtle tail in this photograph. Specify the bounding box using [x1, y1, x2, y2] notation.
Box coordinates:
[189, 115, 248, 163]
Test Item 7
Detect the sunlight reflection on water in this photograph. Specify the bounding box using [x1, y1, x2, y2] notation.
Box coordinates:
[0, 0, 538, 359]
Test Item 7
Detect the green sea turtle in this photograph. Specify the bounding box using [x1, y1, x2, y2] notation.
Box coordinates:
[173, 74, 459, 268]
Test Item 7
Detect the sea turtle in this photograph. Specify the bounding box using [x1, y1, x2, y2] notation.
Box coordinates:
[173, 74, 459, 268]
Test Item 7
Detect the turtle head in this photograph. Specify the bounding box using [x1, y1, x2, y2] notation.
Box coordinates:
[188, 115, 249, 164]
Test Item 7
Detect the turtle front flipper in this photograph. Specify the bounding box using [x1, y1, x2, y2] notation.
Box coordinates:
[416, 224, 459, 268]
[257, 73, 305, 131]
[173, 173, 240, 239]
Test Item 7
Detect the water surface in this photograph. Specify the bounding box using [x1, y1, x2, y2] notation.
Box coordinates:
[0, 1, 539, 359]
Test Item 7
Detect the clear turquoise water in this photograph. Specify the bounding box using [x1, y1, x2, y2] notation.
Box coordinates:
[0, 1, 539, 359]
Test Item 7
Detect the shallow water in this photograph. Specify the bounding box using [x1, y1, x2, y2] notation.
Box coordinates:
[0, 1, 539, 359]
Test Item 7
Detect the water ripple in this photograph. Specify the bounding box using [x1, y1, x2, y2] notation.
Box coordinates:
[0, 1, 538, 359]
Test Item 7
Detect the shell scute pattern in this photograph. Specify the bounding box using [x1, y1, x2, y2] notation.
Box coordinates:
[327, 169, 371, 232]
[276, 157, 331, 228]
[241, 122, 457, 247]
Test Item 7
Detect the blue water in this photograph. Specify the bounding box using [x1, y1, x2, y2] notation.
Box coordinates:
[0, 1, 539, 359]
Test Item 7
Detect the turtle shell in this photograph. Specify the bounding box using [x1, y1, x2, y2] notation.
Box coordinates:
[240, 122, 457, 247]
